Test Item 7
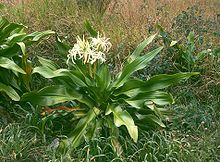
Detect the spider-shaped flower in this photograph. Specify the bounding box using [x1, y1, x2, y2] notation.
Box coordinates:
[67, 36, 92, 64]
[67, 33, 111, 65]
[90, 32, 112, 52]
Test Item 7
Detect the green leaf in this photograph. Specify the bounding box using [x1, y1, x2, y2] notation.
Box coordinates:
[114, 47, 163, 88]
[6, 33, 27, 45]
[0, 57, 26, 74]
[125, 91, 174, 108]
[61, 107, 100, 148]
[33, 66, 87, 87]
[0, 17, 9, 30]
[129, 33, 157, 62]
[84, 20, 98, 37]
[109, 105, 138, 142]
[17, 42, 26, 55]
[0, 82, 20, 101]
[85, 119, 101, 141]
[0, 23, 25, 41]
[55, 35, 70, 58]
[21, 85, 94, 107]
[0, 44, 21, 57]
[136, 114, 166, 128]
[33, 57, 88, 87]
[115, 72, 199, 96]
[37, 56, 58, 70]
[95, 64, 111, 90]
[27, 30, 55, 42]
[33, 66, 67, 78]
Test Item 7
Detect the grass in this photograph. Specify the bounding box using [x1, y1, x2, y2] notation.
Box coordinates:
[1, 0, 219, 63]
[0, 0, 219, 161]
[1, 83, 219, 161]
[0, 123, 49, 162]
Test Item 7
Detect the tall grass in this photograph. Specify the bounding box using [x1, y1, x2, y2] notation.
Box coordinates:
[1, 0, 219, 62]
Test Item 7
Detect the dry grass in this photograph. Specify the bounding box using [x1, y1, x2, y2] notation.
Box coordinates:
[1, 0, 219, 62]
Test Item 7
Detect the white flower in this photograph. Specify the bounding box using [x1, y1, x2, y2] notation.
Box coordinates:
[90, 32, 112, 52]
[90, 51, 106, 64]
[67, 44, 81, 64]
[67, 33, 111, 65]
[67, 36, 91, 64]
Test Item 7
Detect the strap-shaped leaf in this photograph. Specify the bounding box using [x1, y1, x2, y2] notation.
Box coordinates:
[115, 72, 199, 96]
[33, 57, 88, 86]
[6, 33, 27, 45]
[0, 82, 20, 101]
[61, 107, 100, 148]
[0, 57, 26, 74]
[6, 30, 54, 44]
[125, 91, 174, 109]
[55, 35, 71, 58]
[0, 23, 25, 41]
[30, 30, 55, 42]
[21, 85, 94, 107]
[33, 66, 87, 87]
[33, 66, 68, 78]
[95, 64, 111, 91]
[84, 20, 98, 37]
[0, 17, 8, 29]
[109, 105, 138, 142]
[136, 114, 165, 128]
[17, 42, 26, 55]
[37, 56, 58, 70]
[85, 118, 101, 141]
[15, 30, 55, 43]
[113, 47, 163, 88]
[128, 33, 157, 62]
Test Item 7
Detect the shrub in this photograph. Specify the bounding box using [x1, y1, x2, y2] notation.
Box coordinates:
[21, 24, 198, 152]
[0, 16, 54, 102]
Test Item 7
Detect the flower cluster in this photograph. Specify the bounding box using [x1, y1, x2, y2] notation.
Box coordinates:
[67, 33, 112, 65]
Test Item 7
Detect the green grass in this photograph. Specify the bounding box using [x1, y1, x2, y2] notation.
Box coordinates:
[1, 90, 219, 162]
[0, 123, 48, 162]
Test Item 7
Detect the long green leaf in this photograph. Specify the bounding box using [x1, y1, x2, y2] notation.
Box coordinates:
[95, 64, 111, 91]
[22, 30, 55, 42]
[0, 17, 9, 30]
[115, 72, 199, 96]
[21, 85, 94, 107]
[6, 33, 27, 45]
[125, 91, 174, 108]
[37, 56, 58, 70]
[33, 66, 87, 87]
[17, 42, 26, 55]
[0, 57, 26, 74]
[61, 107, 100, 148]
[84, 20, 98, 37]
[114, 47, 163, 88]
[0, 82, 20, 101]
[136, 114, 166, 128]
[0, 23, 24, 41]
[128, 34, 157, 62]
[109, 105, 138, 142]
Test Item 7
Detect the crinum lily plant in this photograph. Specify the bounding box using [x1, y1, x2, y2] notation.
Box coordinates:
[22, 28, 198, 150]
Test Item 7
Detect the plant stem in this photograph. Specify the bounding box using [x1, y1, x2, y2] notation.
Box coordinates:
[88, 64, 92, 78]
[93, 62, 97, 79]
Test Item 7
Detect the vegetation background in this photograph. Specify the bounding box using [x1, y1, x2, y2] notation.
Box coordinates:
[0, 0, 219, 161]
